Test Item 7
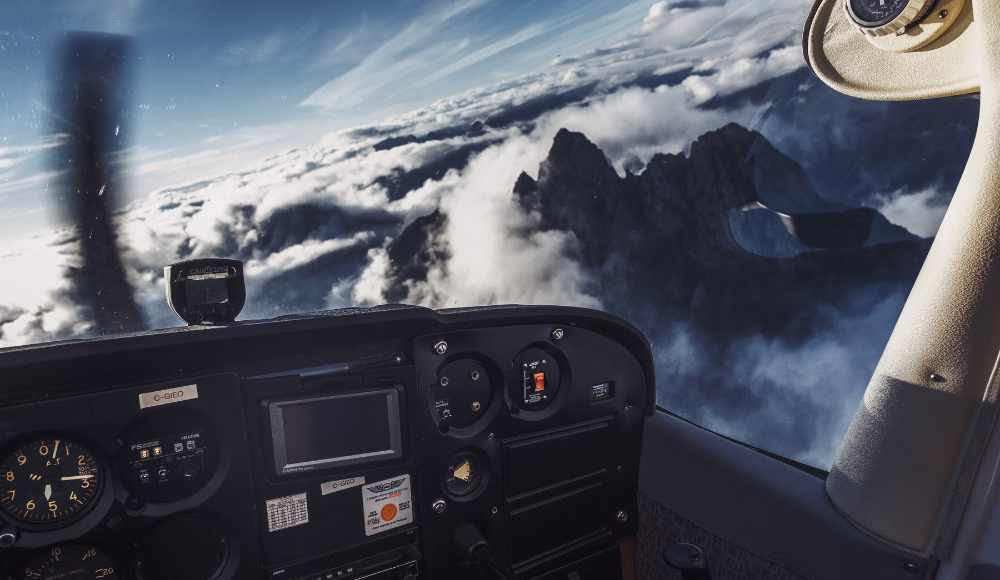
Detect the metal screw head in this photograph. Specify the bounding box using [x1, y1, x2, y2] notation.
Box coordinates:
[492, 507, 498, 514]
[902, 562, 919, 574]
[688, 549, 700, 561]
[0, 529, 17, 548]
[433, 341, 448, 355]
[617, 465, 623, 471]
[472, 401, 481, 411]
[431, 499, 447, 514]
[552, 328, 564, 340]
[616, 510, 628, 523]
[488, 433, 494, 439]
[470, 371, 480, 380]
[939, 9, 948, 18]
[440, 377, 449, 387]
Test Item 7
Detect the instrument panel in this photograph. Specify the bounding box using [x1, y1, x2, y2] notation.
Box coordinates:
[0, 305, 654, 580]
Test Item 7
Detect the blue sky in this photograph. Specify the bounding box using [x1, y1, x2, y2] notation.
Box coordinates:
[0, 0, 651, 239]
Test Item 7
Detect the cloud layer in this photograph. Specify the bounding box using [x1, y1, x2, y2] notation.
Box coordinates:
[0, 0, 979, 469]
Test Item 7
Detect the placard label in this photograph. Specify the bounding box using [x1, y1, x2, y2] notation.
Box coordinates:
[321, 476, 365, 495]
[139, 384, 198, 409]
[362, 475, 412, 536]
[266, 493, 309, 532]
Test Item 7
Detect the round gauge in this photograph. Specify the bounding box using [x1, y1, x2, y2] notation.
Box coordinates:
[845, 0, 934, 35]
[443, 453, 484, 497]
[0, 439, 101, 526]
[19, 545, 119, 580]
[846, 0, 911, 26]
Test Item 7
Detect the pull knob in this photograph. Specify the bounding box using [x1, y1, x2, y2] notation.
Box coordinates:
[177, 461, 199, 482]
[663, 543, 712, 580]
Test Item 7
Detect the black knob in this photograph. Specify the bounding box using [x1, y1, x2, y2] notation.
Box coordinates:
[178, 461, 199, 482]
[663, 543, 712, 580]
[404, 544, 422, 562]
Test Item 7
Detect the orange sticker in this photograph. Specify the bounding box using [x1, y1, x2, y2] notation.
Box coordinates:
[380, 503, 397, 522]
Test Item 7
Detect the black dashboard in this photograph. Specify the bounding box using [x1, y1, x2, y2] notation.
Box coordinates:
[0, 305, 654, 580]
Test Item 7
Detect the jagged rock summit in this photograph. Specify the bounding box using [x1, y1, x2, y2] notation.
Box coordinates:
[385, 123, 930, 336]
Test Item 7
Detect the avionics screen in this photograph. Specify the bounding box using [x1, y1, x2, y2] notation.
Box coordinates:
[185, 278, 229, 306]
[269, 390, 402, 474]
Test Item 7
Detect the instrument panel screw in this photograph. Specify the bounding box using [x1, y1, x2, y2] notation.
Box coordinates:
[552, 328, 564, 340]
[938, 9, 947, 18]
[488, 433, 494, 439]
[470, 371, 480, 380]
[616, 510, 628, 523]
[902, 562, 919, 573]
[433, 341, 448, 355]
[472, 401, 481, 411]
[492, 507, 498, 514]
[440, 377, 449, 387]
[617, 465, 623, 471]
[431, 499, 447, 514]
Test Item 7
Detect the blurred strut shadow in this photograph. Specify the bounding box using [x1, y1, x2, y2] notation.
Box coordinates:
[53, 32, 144, 335]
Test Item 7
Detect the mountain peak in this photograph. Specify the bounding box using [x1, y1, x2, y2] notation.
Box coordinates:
[539, 129, 618, 187]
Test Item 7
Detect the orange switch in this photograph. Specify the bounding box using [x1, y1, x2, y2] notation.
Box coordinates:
[533, 372, 546, 392]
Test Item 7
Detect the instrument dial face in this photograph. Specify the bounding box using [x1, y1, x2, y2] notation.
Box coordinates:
[19, 545, 119, 580]
[443, 453, 484, 497]
[0, 439, 101, 525]
[847, 0, 912, 26]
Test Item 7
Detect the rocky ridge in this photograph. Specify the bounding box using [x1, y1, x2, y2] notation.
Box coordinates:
[385, 123, 930, 337]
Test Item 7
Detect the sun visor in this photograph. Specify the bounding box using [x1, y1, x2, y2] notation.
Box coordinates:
[803, 0, 979, 100]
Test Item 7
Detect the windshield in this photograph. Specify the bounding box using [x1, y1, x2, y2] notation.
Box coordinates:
[0, 0, 979, 469]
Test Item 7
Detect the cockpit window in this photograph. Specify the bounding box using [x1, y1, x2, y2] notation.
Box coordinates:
[0, 0, 978, 468]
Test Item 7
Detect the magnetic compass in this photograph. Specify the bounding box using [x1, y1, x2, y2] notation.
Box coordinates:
[0, 438, 102, 527]
[845, 0, 935, 36]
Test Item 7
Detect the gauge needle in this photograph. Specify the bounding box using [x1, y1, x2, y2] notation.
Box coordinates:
[44, 484, 52, 500]
[60, 475, 94, 481]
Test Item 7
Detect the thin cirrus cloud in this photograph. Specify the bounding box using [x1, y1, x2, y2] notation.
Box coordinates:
[299, 0, 653, 111]
[300, 0, 492, 109]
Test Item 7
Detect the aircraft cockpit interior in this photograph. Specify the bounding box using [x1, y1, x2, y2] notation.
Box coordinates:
[2, 0, 1000, 579]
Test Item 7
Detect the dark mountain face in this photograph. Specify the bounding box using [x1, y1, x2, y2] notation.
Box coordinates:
[386, 123, 930, 338]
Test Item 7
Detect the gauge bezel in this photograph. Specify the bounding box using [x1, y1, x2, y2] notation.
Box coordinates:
[844, 0, 936, 36]
[440, 449, 490, 502]
[17, 544, 121, 580]
[0, 434, 108, 532]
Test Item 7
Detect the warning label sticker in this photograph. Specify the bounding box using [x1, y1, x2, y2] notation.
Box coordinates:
[265, 492, 309, 532]
[362, 474, 412, 536]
